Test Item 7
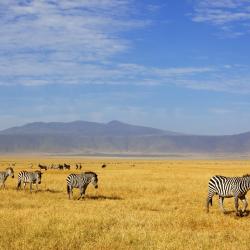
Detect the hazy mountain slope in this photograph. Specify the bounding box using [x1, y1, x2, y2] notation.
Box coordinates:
[0, 120, 179, 136]
[0, 121, 249, 154]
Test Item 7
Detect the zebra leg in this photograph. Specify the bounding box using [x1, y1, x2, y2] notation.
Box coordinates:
[78, 187, 84, 200]
[23, 182, 26, 190]
[30, 183, 33, 193]
[240, 196, 248, 213]
[219, 196, 226, 213]
[206, 194, 214, 213]
[67, 185, 72, 199]
[17, 180, 22, 190]
[234, 196, 241, 216]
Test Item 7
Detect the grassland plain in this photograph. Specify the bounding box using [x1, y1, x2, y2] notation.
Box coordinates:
[1, 156, 250, 250]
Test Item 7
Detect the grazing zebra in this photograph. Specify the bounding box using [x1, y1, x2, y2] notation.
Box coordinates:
[17, 170, 43, 192]
[0, 167, 14, 189]
[66, 172, 98, 200]
[38, 164, 47, 171]
[207, 174, 250, 216]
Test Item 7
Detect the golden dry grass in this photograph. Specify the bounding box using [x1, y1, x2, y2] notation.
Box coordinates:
[1, 156, 250, 250]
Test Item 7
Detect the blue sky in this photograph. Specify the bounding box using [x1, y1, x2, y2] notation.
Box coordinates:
[0, 0, 250, 135]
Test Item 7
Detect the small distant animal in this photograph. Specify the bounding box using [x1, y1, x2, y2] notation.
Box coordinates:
[101, 164, 106, 168]
[76, 164, 82, 170]
[38, 164, 47, 171]
[0, 167, 14, 189]
[64, 164, 71, 170]
[66, 171, 98, 200]
[59, 164, 64, 170]
[207, 174, 250, 216]
[17, 170, 43, 192]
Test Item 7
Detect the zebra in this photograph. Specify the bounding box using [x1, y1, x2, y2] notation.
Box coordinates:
[17, 170, 43, 192]
[66, 171, 98, 200]
[0, 167, 14, 189]
[207, 174, 250, 216]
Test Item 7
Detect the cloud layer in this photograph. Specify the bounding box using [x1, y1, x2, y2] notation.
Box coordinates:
[191, 0, 250, 36]
[0, 0, 250, 94]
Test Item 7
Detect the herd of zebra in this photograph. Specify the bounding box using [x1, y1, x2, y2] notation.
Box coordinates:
[0, 163, 99, 200]
[1, 162, 250, 215]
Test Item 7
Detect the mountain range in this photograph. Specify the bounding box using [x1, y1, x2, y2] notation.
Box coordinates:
[0, 120, 250, 156]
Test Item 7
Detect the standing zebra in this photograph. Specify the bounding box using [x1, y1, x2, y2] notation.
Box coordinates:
[66, 172, 98, 200]
[17, 170, 43, 192]
[0, 167, 14, 189]
[207, 174, 250, 216]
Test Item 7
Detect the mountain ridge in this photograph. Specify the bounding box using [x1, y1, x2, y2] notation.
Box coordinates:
[0, 120, 250, 155]
[0, 120, 181, 136]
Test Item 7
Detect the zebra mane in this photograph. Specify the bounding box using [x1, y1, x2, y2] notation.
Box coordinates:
[84, 171, 97, 177]
[6, 167, 14, 171]
[243, 174, 250, 177]
[34, 170, 43, 175]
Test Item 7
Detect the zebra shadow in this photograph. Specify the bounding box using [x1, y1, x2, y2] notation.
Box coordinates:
[223, 210, 250, 217]
[84, 194, 123, 200]
[36, 188, 63, 194]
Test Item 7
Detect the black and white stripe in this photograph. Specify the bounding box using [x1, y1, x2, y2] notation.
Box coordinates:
[207, 174, 250, 215]
[66, 171, 98, 200]
[17, 170, 43, 192]
[0, 167, 14, 189]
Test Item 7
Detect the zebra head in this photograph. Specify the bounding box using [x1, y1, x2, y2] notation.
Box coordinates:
[90, 173, 98, 189]
[34, 170, 43, 184]
[6, 167, 14, 178]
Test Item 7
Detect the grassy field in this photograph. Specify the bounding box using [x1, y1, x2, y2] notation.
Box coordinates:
[1, 156, 250, 250]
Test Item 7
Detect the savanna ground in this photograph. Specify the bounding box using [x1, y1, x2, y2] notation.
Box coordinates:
[1, 156, 250, 250]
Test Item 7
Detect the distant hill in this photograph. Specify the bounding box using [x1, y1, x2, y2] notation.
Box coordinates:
[0, 120, 250, 155]
[0, 120, 179, 136]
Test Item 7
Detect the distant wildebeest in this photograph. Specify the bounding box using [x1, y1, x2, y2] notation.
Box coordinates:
[17, 170, 43, 192]
[58, 164, 64, 170]
[66, 172, 98, 200]
[0, 167, 14, 189]
[207, 174, 250, 216]
[38, 164, 47, 171]
[64, 164, 71, 170]
[101, 164, 106, 168]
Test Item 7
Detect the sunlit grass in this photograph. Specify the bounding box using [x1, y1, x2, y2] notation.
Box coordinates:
[0, 156, 250, 249]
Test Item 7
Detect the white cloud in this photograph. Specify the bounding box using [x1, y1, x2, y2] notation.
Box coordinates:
[1, 1, 250, 94]
[191, 0, 250, 35]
